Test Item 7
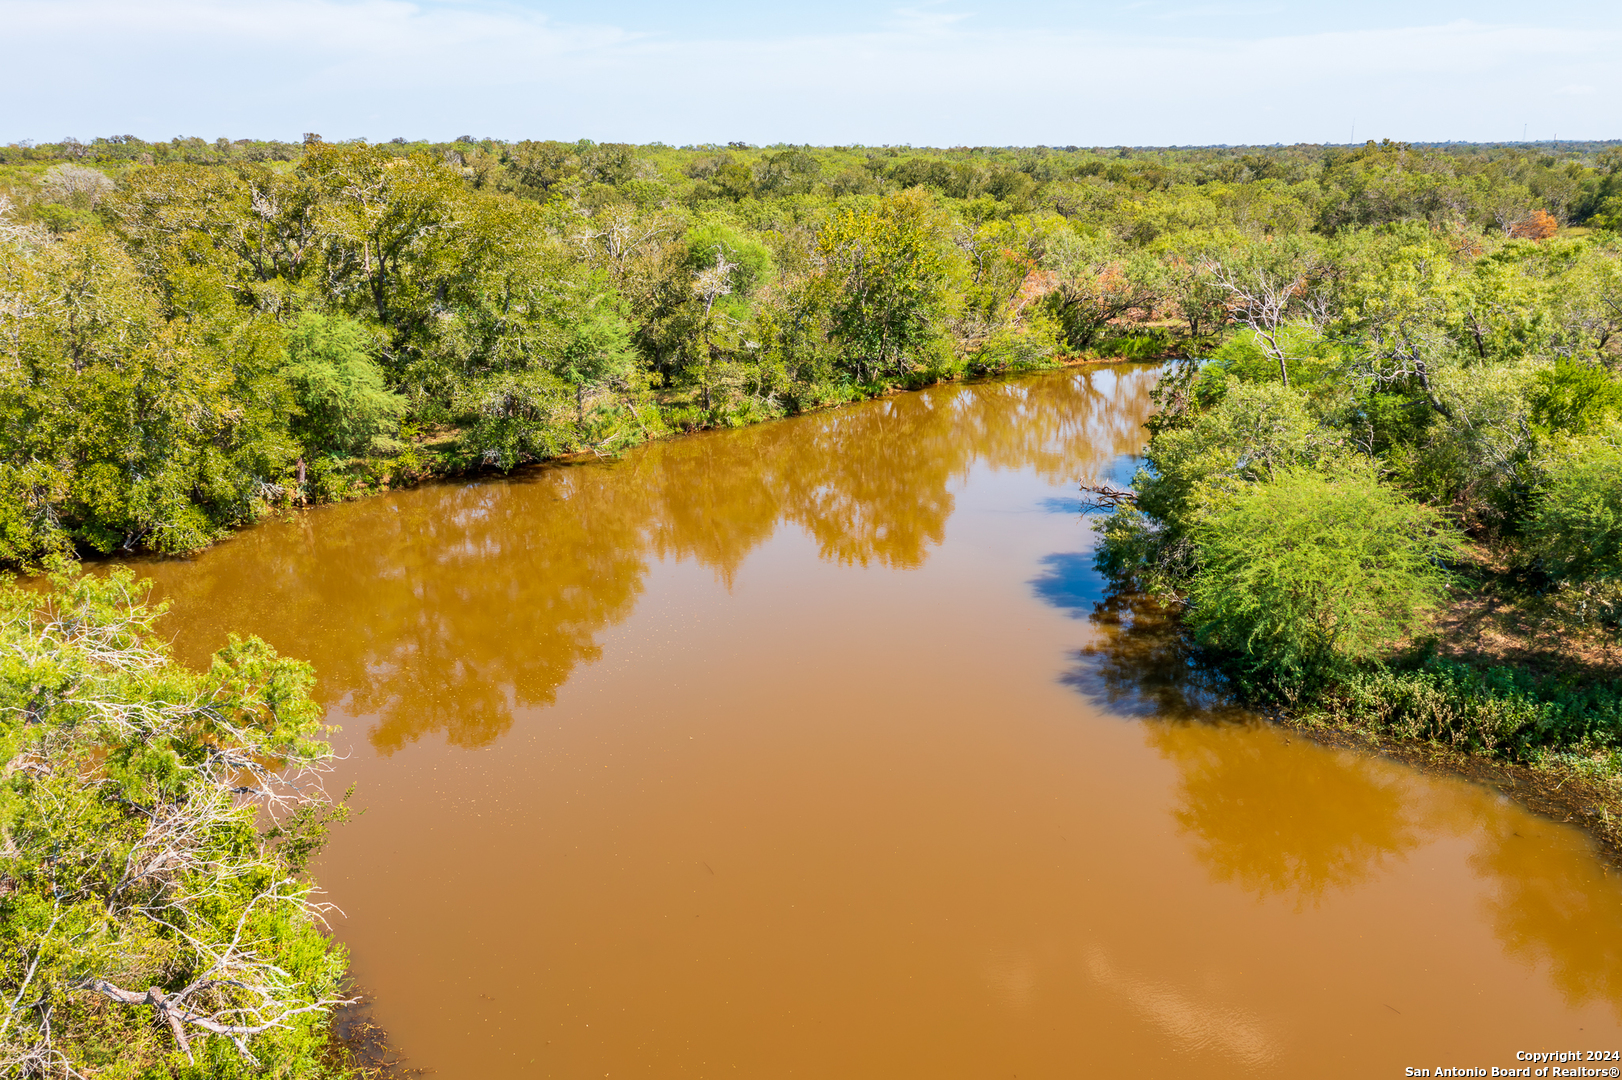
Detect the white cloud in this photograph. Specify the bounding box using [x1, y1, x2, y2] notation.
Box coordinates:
[1, 0, 1617, 145]
[886, 6, 975, 34]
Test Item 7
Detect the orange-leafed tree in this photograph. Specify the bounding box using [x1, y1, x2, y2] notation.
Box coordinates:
[1509, 210, 1559, 240]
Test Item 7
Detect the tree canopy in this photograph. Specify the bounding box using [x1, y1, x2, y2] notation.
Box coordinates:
[2, 135, 1620, 564]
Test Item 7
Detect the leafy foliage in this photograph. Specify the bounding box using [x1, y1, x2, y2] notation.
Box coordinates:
[0, 565, 348, 1076]
[1186, 468, 1461, 697]
[3, 136, 1622, 566]
[813, 189, 956, 383]
[0, 229, 295, 561]
[1330, 657, 1622, 758]
[284, 312, 406, 457]
[1527, 433, 1622, 584]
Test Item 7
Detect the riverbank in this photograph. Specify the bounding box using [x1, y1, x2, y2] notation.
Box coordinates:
[253, 353, 1140, 540]
[1290, 721, 1622, 864]
[1294, 552, 1622, 857]
[1087, 588, 1622, 863]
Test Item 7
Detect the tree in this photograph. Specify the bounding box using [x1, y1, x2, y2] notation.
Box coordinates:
[1509, 210, 1560, 240]
[106, 162, 323, 316]
[36, 164, 114, 209]
[0, 565, 349, 1074]
[1188, 468, 1460, 696]
[1162, 252, 1230, 343]
[1037, 233, 1163, 352]
[283, 310, 407, 457]
[683, 246, 743, 415]
[554, 309, 641, 426]
[299, 142, 468, 364]
[0, 230, 296, 559]
[1207, 243, 1328, 389]
[754, 150, 822, 198]
[814, 189, 954, 382]
[684, 223, 774, 298]
[452, 367, 573, 468]
[1095, 379, 1337, 595]
[1527, 433, 1622, 584]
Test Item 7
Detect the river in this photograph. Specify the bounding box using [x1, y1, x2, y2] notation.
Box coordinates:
[117, 364, 1622, 1077]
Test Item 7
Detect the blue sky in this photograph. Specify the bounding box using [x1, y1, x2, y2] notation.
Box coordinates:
[3, 0, 1617, 146]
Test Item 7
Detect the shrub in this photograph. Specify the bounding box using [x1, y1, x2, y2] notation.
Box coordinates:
[1526, 434, 1622, 584]
[1095, 377, 1344, 595]
[1527, 357, 1622, 437]
[1329, 657, 1622, 757]
[452, 368, 574, 468]
[1187, 467, 1461, 697]
[966, 314, 1064, 376]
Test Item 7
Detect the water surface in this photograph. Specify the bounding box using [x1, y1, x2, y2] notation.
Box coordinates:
[122, 366, 1622, 1077]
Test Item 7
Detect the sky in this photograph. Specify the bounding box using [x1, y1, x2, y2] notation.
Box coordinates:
[2, 0, 1618, 147]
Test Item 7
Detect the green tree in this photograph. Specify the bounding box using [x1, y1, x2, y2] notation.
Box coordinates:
[106, 162, 322, 316]
[1526, 434, 1622, 584]
[1527, 357, 1622, 437]
[284, 310, 408, 456]
[684, 222, 774, 297]
[452, 367, 574, 468]
[0, 565, 349, 1075]
[554, 309, 642, 426]
[0, 231, 296, 559]
[814, 189, 955, 382]
[299, 142, 469, 366]
[1095, 378, 1340, 595]
[1188, 468, 1461, 696]
[1038, 233, 1163, 352]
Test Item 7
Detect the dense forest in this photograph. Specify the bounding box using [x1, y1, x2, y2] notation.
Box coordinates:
[1, 134, 1620, 563]
[4, 132, 1622, 1075]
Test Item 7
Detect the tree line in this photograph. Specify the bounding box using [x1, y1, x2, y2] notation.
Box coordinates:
[2, 134, 1621, 564]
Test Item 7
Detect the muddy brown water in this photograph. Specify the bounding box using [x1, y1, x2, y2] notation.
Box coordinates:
[110, 365, 1622, 1077]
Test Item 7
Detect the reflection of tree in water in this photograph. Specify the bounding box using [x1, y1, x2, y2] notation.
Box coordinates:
[137, 465, 651, 752]
[1064, 591, 1240, 721]
[1150, 723, 1420, 907]
[1471, 827, 1622, 1021]
[1065, 591, 1419, 905]
[128, 365, 1162, 753]
[1065, 571, 1622, 1001]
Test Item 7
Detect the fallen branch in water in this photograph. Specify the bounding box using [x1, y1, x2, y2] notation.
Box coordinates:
[1079, 482, 1137, 511]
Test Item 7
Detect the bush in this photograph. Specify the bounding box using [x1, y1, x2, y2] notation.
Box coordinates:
[1187, 467, 1461, 697]
[1527, 434, 1622, 584]
[1094, 378, 1345, 595]
[1527, 357, 1622, 437]
[452, 368, 574, 468]
[684, 222, 775, 296]
[1329, 657, 1622, 757]
[966, 313, 1064, 376]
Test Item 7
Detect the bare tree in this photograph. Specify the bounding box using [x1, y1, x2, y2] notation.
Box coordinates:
[573, 205, 670, 285]
[1207, 258, 1328, 389]
[0, 195, 49, 249]
[37, 165, 114, 207]
[694, 245, 738, 317]
[1355, 323, 1454, 419]
[689, 246, 742, 413]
